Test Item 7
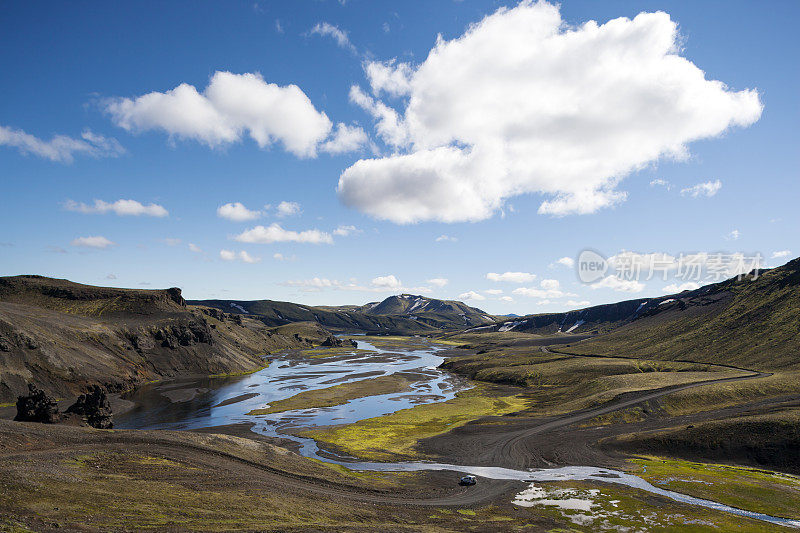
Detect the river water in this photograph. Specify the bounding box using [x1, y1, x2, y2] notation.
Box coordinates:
[116, 339, 800, 529]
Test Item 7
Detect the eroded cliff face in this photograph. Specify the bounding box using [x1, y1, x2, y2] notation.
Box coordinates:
[0, 276, 328, 402]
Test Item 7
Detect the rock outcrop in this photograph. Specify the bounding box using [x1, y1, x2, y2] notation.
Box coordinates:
[65, 385, 113, 429]
[14, 384, 60, 423]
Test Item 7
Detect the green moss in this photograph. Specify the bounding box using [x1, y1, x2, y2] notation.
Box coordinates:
[301, 384, 528, 461]
[629, 456, 800, 520]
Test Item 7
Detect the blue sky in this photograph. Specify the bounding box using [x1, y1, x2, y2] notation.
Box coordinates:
[1, 0, 797, 315]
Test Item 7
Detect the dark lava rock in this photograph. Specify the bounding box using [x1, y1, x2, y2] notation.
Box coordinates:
[165, 287, 186, 307]
[349, 339, 358, 348]
[320, 335, 344, 347]
[65, 385, 113, 429]
[14, 384, 60, 423]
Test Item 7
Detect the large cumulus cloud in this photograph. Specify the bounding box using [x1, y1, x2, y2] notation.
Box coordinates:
[338, 1, 762, 223]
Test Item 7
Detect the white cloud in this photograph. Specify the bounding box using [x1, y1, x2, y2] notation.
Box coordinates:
[771, 250, 791, 259]
[338, 2, 761, 223]
[513, 279, 573, 298]
[371, 274, 402, 290]
[234, 223, 333, 245]
[487, 271, 536, 283]
[484, 289, 503, 295]
[65, 199, 168, 217]
[458, 290, 486, 301]
[220, 249, 261, 263]
[364, 60, 413, 97]
[162, 238, 181, 246]
[540, 279, 560, 290]
[663, 281, 700, 293]
[0, 125, 124, 163]
[649, 178, 672, 190]
[188, 243, 203, 253]
[499, 296, 514, 303]
[333, 224, 361, 236]
[725, 229, 740, 241]
[273, 252, 296, 261]
[427, 277, 449, 287]
[239, 250, 261, 263]
[217, 202, 262, 221]
[308, 22, 356, 53]
[566, 299, 591, 307]
[105, 71, 362, 157]
[591, 275, 645, 293]
[276, 201, 301, 218]
[681, 179, 722, 198]
[106, 274, 117, 280]
[71, 236, 115, 249]
[555, 257, 575, 268]
[435, 234, 458, 243]
[281, 275, 430, 294]
[320, 123, 368, 154]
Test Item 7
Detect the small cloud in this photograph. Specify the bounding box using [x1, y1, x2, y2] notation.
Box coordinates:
[276, 201, 301, 218]
[565, 299, 590, 307]
[427, 278, 448, 287]
[71, 236, 115, 249]
[663, 281, 700, 293]
[458, 290, 486, 301]
[435, 234, 458, 243]
[725, 229, 740, 241]
[161, 238, 181, 246]
[220, 249, 261, 263]
[371, 274, 402, 290]
[512, 279, 573, 299]
[771, 250, 791, 259]
[649, 178, 672, 190]
[0, 125, 125, 163]
[275, 19, 284, 34]
[486, 271, 536, 283]
[681, 180, 722, 198]
[590, 275, 644, 293]
[382, 22, 390, 33]
[65, 199, 168, 217]
[106, 274, 117, 280]
[46, 245, 68, 254]
[234, 223, 333, 245]
[499, 296, 514, 302]
[217, 202, 262, 221]
[333, 224, 361, 236]
[307, 22, 356, 54]
[555, 257, 574, 268]
[188, 243, 203, 253]
[273, 252, 297, 261]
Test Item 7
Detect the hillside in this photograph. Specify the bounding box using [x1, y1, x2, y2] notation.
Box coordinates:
[189, 293, 495, 333]
[563, 258, 800, 370]
[0, 276, 330, 402]
[465, 258, 799, 371]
